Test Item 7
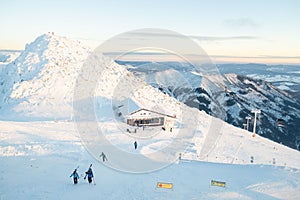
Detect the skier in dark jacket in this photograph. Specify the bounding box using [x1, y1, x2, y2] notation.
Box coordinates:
[134, 141, 138, 150]
[99, 152, 108, 162]
[70, 169, 79, 184]
[84, 164, 94, 184]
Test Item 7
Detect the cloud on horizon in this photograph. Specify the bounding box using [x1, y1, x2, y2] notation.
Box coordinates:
[189, 35, 258, 41]
[126, 31, 258, 42]
[106, 51, 300, 61]
[223, 18, 259, 29]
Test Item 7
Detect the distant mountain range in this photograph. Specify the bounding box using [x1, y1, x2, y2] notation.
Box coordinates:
[217, 63, 300, 100]
[117, 61, 300, 151]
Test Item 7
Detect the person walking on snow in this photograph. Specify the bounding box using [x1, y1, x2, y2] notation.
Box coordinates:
[99, 152, 108, 162]
[84, 164, 94, 184]
[70, 169, 79, 184]
[134, 141, 138, 150]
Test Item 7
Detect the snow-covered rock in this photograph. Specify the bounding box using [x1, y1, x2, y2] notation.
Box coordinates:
[0, 34, 91, 120]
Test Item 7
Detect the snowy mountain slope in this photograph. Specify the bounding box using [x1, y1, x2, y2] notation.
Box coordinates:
[217, 63, 300, 95]
[202, 73, 300, 150]
[1, 121, 300, 200]
[120, 61, 300, 151]
[0, 33, 91, 120]
[0, 50, 21, 65]
[75, 53, 300, 170]
[0, 50, 21, 78]
[0, 34, 299, 167]
[1, 34, 300, 199]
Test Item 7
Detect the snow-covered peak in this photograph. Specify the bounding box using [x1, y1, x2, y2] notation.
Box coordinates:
[0, 33, 181, 121]
[0, 33, 92, 120]
[14, 33, 90, 81]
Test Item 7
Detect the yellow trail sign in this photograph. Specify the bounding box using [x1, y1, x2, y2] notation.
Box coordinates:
[157, 182, 173, 189]
[211, 180, 226, 187]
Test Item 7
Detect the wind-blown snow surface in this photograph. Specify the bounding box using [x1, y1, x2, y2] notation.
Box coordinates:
[1, 121, 300, 200]
[1, 34, 300, 199]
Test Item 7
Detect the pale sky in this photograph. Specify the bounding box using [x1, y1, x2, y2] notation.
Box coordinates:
[0, 0, 299, 64]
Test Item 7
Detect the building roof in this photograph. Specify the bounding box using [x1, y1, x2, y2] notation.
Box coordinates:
[127, 108, 176, 119]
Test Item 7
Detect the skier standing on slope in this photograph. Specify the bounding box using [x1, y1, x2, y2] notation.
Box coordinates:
[84, 164, 94, 184]
[70, 168, 79, 184]
[99, 152, 108, 162]
[134, 141, 138, 150]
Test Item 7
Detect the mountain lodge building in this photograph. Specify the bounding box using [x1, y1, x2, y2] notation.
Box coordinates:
[126, 108, 176, 128]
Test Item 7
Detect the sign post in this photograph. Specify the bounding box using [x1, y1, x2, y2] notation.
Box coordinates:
[157, 182, 173, 189]
[211, 180, 226, 187]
